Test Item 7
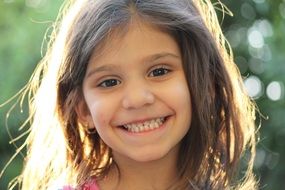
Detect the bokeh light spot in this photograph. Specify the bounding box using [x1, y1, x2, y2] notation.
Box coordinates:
[266, 81, 284, 101]
[248, 45, 272, 62]
[254, 149, 266, 169]
[258, 19, 273, 37]
[248, 29, 264, 48]
[244, 75, 264, 99]
[280, 2, 285, 19]
[25, 0, 47, 8]
[253, 0, 265, 3]
[241, 3, 256, 20]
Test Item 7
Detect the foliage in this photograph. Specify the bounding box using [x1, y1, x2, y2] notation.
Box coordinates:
[221, 1, 285, 189]
[0, 0, 63, 188]
[0, 0, 284, 189]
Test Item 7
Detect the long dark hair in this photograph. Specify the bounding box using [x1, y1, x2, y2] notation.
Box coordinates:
[16, 0, 257, 189]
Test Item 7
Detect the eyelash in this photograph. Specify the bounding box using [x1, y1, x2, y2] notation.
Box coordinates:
[97, 78, 121, 88]
[97, 65, 171, 88]
[148, 65, 171, 77]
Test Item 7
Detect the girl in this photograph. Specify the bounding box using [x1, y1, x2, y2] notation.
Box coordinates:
[11, 0, 258, 189]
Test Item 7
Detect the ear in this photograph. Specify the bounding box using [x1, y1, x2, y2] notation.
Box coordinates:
[75, 99, 94, 129]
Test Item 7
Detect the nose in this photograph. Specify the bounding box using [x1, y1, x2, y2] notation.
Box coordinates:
[122, 81, 155, 109]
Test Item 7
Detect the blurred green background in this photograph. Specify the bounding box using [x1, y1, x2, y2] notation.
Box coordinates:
[0, 0, 284, 189]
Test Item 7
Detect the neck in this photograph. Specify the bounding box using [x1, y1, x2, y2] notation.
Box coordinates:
[99, 147, 179, 190]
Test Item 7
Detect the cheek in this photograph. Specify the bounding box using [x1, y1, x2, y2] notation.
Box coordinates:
[166, 77, 191, 108]
[174, 82, 192, 117]
[181, 79, 192, 109]
[86, 95, 118, 128]
[93, 112, 108, 127]
[166, 77, 192, 125]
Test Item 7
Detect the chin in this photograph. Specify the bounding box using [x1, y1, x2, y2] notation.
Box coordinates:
[129, 148, 171, 163]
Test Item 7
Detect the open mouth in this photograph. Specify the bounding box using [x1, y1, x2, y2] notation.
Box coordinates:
[119, 116, 168, 133]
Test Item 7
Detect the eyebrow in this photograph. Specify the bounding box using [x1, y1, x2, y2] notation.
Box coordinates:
[86, 64, 121, 79]
[86, 52, 180, 78]
[144, 52, 180, 63]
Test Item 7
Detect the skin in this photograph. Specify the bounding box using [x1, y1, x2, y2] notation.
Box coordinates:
[77, 20, 192, 190]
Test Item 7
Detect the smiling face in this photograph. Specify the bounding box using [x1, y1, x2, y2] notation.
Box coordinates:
[77, 21, 192, 163]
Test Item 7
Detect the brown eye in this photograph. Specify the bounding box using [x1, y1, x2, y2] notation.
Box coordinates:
[98, 79, 121, 88]
[149, 67, 171, 77]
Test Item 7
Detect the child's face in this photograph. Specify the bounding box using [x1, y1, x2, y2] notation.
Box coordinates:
[79, 21, 192, 163]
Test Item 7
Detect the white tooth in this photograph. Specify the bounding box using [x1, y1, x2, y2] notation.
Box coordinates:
[145, 126, 148, 131]
[124, 117, 166, 132]
[137, 126, 141, 131]
[154, 122, 159, 128]
[139, 126, 144, 132]
[144, 121, 150, 126]
[145, 125, 150, 131]
[155, 119, 159, 125]
[150, 121, 155, 129]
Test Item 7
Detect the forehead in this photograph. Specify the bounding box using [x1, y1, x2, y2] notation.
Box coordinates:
[88, 19, 178, 63]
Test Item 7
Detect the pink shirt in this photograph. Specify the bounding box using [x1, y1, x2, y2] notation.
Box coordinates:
[62, 179, 100, 190]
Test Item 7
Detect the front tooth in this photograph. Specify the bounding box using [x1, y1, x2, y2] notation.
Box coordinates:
[145, 125, 150, 131]
[124, 117, 166, 133]
[139, 126, 144, 132]
[134, 127, 139, 133]
[149, 120, 155, 130]
[155, 118, 161, 125]
[143, 120, 150, 126]
[154, 122, 159, 128]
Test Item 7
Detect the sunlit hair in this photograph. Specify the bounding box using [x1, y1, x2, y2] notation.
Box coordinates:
[8, 0, 257, 189]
